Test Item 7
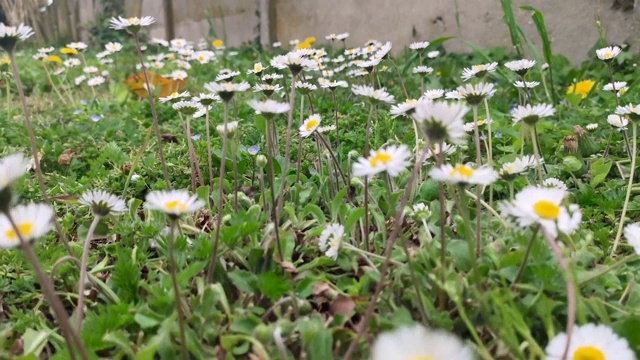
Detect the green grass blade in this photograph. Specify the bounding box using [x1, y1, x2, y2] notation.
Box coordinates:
[500, 0, 524, 56]
[520, 5, 558, 104]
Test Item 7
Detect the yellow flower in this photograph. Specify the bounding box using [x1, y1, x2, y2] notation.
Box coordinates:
[296, 42, 312, 49]
[212, 39, 224, 48]
[60, 47, 78, 55]
[304, 36, 316, 44]
[0, 56, 9, 65]
[44, 55, 62, 64]
[566, 80, 595, 99]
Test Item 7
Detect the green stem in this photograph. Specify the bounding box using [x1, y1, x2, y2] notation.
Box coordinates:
[612, 122, 637, 256]
[75, 215, 101, 331]
[511, 226, 539, 288]
[168, 219, 189, 360]
[295, 95, 305, 183]
[529, 125, 544, 182]
[123, 126, 153, 196]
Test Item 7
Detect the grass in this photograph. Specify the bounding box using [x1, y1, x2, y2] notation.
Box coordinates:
[0, 14, 640, 360]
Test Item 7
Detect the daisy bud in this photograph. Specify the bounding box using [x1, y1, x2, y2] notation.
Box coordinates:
[256, 154, 268, 168]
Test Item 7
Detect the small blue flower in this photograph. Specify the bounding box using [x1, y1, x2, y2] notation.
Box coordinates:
[494, 132, 502, 138]
[191, 134, 202, 140]
[73, 109, 82, 115]
[90, 114, 101, 122]
[80, 99, 87, 105]
[479, 134, 487, 140]
[248, 145, 260, 155]
[560, 99, 567, 105]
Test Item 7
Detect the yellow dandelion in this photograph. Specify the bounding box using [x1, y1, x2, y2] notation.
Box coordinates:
[60, 47, 78, 55]
[0, 56, 10, 65]
[44, 55, 62, 64]
[296, 42, 312, 50]
[212, 39, 224, 49]
[304, 36, 316, 44]
[566, 80, 595, 99]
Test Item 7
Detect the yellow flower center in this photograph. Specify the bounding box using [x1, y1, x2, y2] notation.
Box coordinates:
[212, 39, 224, 47]
[620, 88, 627, 95]
[604, 52, 611, 58]
[165, 201, 187, 212]
[369, 152, 392, 168]
[477, 119, 485, 125]
[5, 222, 34, 241]
[533, 200, 560, 220]
[506, 165, 514, 173]
[407, 356, 434, 360]
[476, 64, 483, 70]
[198, 55, 205, 61]
[254, 65, 262, 72]
[306, 119, 318, 131]
[573, 346, 604, 360]
[449, 165, 474, 178]
[329, 235, 340, 249]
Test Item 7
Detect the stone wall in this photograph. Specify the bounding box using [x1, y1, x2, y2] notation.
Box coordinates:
[82, 0, 640, 63]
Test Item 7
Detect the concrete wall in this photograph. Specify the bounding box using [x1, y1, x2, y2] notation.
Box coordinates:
[116, 0, 639, 63]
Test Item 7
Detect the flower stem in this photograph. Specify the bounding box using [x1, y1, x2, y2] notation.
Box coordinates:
[5, 212, 88, 360]
[8, 51, 74, 257]
[133, 34, 171, 189]
[205, 109, 214, 193]
[362, 104, 375, 253]
[168, 219, 189, 360]
[276, 76, 297, 210]
[295, 95, 305, 183]
[511, 226, 539, 289]
[232, 99, 239, 212]
[612, 121, 637, 256]
[266, 115, 284, 262]
[207, 101, 230, 283]
[122, 126, 153, 196]
[472, 105, 482, 258]
[343, 142, 430, 360]
[388, 56, 409, 98]
[529, 125, 544, 182]
[331, 90, 340, 149]
[75, 215, 101, 332]
[317, 133, 347, 186]
[436, 148, 447, 309]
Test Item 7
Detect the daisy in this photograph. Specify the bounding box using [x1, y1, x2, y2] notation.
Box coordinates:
[83, 66, 99, 74]
[352, 144, 411, 177]
[300, 114, 321, 138]
[318, 125, 336, 133]
[318, 223, 344, 260]
[0, 203, 54, 248]
[192, 50, 214, 64]
[272, 41, 282, 48]
[145, 190, 204, 218]
[409, 41, 430, 50]
[247, 99, 290, 116]
[586, 123, 598, 131]
[511, 103, 555, 125]
[427, 50, 440, 58]
[95, 51, 111, 59]
[247, 62, 267, 75]
[67, 42, 88, 51]
[352, 85, 395, 104]
[109, 16, 156, 33]
[38, 47, 54, 54]
[413, 66, 434, 75]
[424, 142, 456, 161]
[204, 81, 250, 102]
[159, 91, 190, 104]
[624, 223, 640, 255]
[607, 114, 629, 129]
[499, 155, 538, 179]
[420, 89, 445, 100]
[193, 92, 221, 106]
[429, 163, 498, 186]
[270, 50, 319, 75]
[168, 70, 188, 81]
[411, 203, 431, 220]
[74, 75, 86, 86]
[542, 178, 568, 192]
[504, 59, 536, 75]
[170, 38, 188, 48]
[372, 325, 474, 360]
[318, 78, 348, 89]
[253, 83, 283, 97]
[411, 100, 469, 144]
[461, 62, 498, 81]
[336, 32, 349, 41]
[172, 100, 204, 115]
[105, 42, 122, 53]
[356, 58, 382, 71]
[150, 37, 169, 47]
[216, 121, 239, 136]
[546, 323, 634, 360]
[499, 186, 581, 237]
[596, 46, 622, 61]
[615, 104, 640, 121]
[374, 41, 392, 59]
[79, 190, 126, 216]
[87, 76, 105, 87]
[455, 82, 495, 106]
[390, 99, 418, 118]
[0, 153, 29, 195]
[325, 33, 338, 41]
[513, 80, 540, 88]
[603, 81, 627, 92]
[262, 73, 283, 84]
[295, 81, 318, 94]
[0, 23, 34, 51]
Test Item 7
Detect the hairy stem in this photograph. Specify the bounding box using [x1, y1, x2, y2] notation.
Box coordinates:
[612, 122, 637, 255]
[168, 219, 189, 360]
[75, 215, 101, 332]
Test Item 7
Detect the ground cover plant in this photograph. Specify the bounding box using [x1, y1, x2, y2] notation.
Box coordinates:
[1, 4, 640, 360]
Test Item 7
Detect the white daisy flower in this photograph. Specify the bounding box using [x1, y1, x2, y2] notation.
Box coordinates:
[0, 203, 54, 248]
[38, 47, 54, 54]
[420, 89, 445, 100]
[445, 90, 464, 100]
[596, 46, 622, 61]
[150, 61, 164, 70]
[325, 33, 338, 41]
[62, 58, 81, 68]
[513, 80, 540, 88]
[624, 223, 640, 255]
[542, 178, 568, 192]
[272, 41, 282, 48]
[372, 325, 474, 360]
[144, 190, 204, 218]
[74, 75, 87, 86]
[172, 100, 204, 115]
[170, 38, 188, 48]
[216, 121, 239, 136]
[356, 58, 382, 70]
[318, 78, 348, 89]
[603, 81, 627, 92]
[95, 51, 111, 59]
[336, 32, 349, 41]
[0, 153, 29, 193]
[192, 50, 215, 64]
[427, 50, 440, 58]
[352, 144, 412, 177]
[150, 37, 169, 47]
[204, 81, 250, 102]
[411, 100, 469, 145]
[193, 93, 221, 106]
[546, 323, 634, 360]
[87, 76, 105, 87]
[455, 82, 496, 106]
[413, 66, 434, 75]
[461, 62, 498, 81]
[500, 155, 538, 179]
[429, 163, 498, 186]
[247, 62, 267, 75]
[83, 66, 99, 74]
[215, 71, 240, 82]
[586, 123, 598, 131]
[424, 142, 456, 161]
[289, 39, 299, 46]
[390, 99, 418, 118]
[409, 41, 430, 50]
[53, 68, 65, 76]
[499, 186, 581, 238]
[167, 70, 187, 81]
[511, 103, 555, 125]
[352, 85, 395, 104]
[0, 23, 34, 51]
[318, 223, 344, 260]
[295, 81, 318, 93]
[463, 122, 476, 133]
[79, 190, 126, 216]
[504, 59, 536, 75]
[271, 50, 319, 74]
[67, 42, 88, 51]
[247, 99, 290, 116]
[615, 104, 640, 120]
[374, 41, 392, 59]
[411, 203, 432, 220]
[317, 125, 336, 133]
[159, 91, 190, 104]
[109, 16, 156, 33]
[105, 42, 122, 53]
[300, 114, 321, 138]
[607, 114, 629, 129]
[262, 73, 284, 83]
[174, 59, 191, 69]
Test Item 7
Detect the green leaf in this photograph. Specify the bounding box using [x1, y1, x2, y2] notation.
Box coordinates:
[520, 5, 557, 104]
[330, 187, 348, 221]
[103, 331, 135, 358]
[590, 158, 613, 188]
[561, 156, 583, 173]
[128, 198, 142, 221]
[228, 269, 259, 294]
[22, 328, 51, 356]
[343, 207, 365, 233]
[135, 343, 159, 360]
[501, 0, 524, 56]
[258, 271, 291, 301]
